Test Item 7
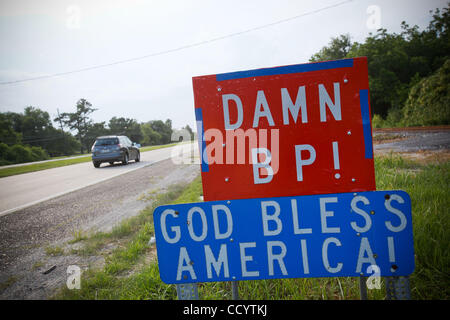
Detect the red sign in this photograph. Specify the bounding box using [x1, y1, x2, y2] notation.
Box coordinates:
[192, 57, 375, 201]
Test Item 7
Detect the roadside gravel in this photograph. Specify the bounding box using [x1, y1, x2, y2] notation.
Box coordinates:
[0, 159, 199, 299]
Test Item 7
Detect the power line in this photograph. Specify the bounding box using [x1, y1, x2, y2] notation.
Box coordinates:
[0, 0, 354, 86]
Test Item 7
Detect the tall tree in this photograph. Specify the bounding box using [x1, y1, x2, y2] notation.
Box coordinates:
[148, 119, 172, 144]
[140, 122, 161, 146]
[310, 4, 449, 120]
[310, 34, 352, 62]
[402, 58, 450, 126]
[0, 112, 22, 145]
[1, 107, 80, 157]
[55, 99, 97, 153]
[85, 122, 109, 150]
[108, 117, 143, 143]
[21, 106, 53, 146]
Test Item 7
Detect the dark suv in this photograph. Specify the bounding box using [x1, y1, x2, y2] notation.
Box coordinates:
[91, 135, 140, 168]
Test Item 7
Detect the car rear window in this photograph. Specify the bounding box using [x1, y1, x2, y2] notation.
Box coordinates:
[94, 138, 119, 146]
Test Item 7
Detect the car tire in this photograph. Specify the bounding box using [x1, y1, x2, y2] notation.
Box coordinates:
[122, 152, 129, 165]
[93, 161, 101, 168]
[135, 151, 140, 162]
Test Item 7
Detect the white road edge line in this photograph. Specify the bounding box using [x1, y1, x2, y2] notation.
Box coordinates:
[0, 143, 198, 218]
[0, 160, 159, 218]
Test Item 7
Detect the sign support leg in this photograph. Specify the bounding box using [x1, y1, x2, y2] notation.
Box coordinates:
[176, 283, 199, 300]
[385, 276, 411, 300]
[231, 281, 240, 300]
[359, 276, 368, 300]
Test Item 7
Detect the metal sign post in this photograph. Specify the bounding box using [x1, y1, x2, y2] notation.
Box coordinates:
[385, 276, 411, 300]
[176, 283, 199, 300]
[359, 277, 368, 300]
[231, 281, 239, 300]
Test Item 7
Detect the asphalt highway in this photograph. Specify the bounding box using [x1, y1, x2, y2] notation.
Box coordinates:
[0, 143, 197, 217]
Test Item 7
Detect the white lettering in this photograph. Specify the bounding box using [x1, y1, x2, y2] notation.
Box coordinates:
[332, 141, 340, 170]
[356, 237, 376, 273]
[300, 239, 310, 274]
[281, 86, 308, 124]
[222, 94, 243, 130]
[319, 82, 342, 122]
[291, 199, 312, 234]
[322, 237, 343, 273]
[204, 244, 230, 279]
[261, 200, 282, 236]
[387, 236, 396, 262]
[253, 90, 275, 127]
[160, 209, 180, 244]
[211, 204, 233, 239]
[251, 148, 274, 184]
[294, 144, 316, 182]
[320, 197, 340, 233]
[240, 242, 259, 277]
[187, 207, 207, 241]
[267, 241, 288, 276]
[350, 196, 372, 233]
[176, 247, 197, 281]
[385, 194, 407, 232]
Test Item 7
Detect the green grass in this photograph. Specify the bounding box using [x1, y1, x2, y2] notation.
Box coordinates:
[0, 157, 92, 178]
[45, 245, 65, 256]
[139, 142, 180, 153]
[0, 142, 183, 178]
[55, 156, 449, 300]
[375, 155, 450, 299]
[54, 181, 194, 300]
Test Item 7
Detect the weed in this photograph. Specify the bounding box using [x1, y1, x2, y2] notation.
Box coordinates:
[68, 229, 88, 244]
[45, 246, 64, 256]
[0, 276, 18, 292]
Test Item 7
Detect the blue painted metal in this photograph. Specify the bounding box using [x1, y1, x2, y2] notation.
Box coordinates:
[216, 58, 354, 81]
[194, 108, 209, 172]
[154, 190, 414, 284]
[359, 89, 373, 159]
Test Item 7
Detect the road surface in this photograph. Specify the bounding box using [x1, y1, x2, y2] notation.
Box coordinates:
[0, 143, 197, 217]
[0, 158, 200, 299]
[373, 127, 450, 153]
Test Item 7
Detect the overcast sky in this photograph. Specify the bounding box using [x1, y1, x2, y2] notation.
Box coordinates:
[0, 0, 446, 129]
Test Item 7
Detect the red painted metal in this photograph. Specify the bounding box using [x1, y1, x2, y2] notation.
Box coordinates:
[193, 57, 375, 201]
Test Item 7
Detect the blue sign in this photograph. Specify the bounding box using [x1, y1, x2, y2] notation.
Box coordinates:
[153, 190, 414, 284]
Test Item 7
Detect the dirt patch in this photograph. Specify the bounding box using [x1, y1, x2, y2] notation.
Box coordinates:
[373, 125, 450, 133]
[375, 148, 450, 165]
[373, 129, 450, 153]
[373, 133, 408, 144]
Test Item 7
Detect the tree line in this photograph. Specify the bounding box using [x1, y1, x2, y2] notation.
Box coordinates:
[0, 98, 192, 165]
[2, 5, 447, 164]
[310, 5, 449, 127]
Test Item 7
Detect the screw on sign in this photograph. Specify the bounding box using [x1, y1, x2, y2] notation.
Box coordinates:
[192, 57, 375, 201]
